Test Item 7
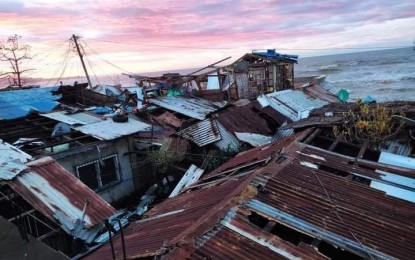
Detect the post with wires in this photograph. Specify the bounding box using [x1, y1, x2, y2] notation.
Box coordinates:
[72, 34, 93, 88]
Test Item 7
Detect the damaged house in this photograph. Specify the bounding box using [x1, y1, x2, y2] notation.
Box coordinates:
[0, 141, 117, 257]
[0, 110, 152, 204]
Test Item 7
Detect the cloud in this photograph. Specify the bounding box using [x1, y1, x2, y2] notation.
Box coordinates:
[0, 0, 414, 78]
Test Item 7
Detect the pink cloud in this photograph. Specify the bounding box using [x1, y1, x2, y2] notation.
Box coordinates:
[0, 0, 414, 79]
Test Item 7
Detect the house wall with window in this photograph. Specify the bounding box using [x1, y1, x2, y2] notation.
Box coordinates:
[53, 136, 137, 204]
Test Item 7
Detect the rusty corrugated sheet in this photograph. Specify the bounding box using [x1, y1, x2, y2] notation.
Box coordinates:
[84, 128, 415, 260]
[151, 111, 183, 130]
[203, 130, 310, 180]
[215, 101, 287, 135]
[85, 177, 250, 259]
[301, 84, 339, 103]
[249, 143, 415, 259]
[7, 156, 116, 228]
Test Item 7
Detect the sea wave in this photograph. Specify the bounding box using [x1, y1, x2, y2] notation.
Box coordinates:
[318, 64, 340, 72]
[401, 76, 415, 81]
[320, 64, 339, 70]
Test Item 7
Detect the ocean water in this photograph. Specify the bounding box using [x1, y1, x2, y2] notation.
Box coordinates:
[295, 47, 415, 102]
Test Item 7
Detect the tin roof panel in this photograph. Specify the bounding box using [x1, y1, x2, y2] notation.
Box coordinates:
[149, 96, 225, 120]
[75, 116, 151, 140]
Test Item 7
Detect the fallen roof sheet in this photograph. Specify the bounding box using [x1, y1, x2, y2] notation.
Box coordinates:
[0, 87, 60, 120]
[213, 121, 241, 152]
[0, 140, 32, 164]
[6, 156, 116, 229]
[40, 111, 102, 125]
[176, 119, 221, 146]
[74, 116, 151, 140]
[149, 96, 225, 120]
[257, 89, 328, 121]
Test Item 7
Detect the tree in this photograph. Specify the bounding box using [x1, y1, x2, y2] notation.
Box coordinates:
[0, 35, 32, 88]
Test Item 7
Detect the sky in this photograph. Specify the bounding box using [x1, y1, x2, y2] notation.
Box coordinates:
[0, 0, 414, 84]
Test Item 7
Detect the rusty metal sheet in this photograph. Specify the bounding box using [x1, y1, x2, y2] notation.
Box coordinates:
[251, 144, 415, 260]
[85, 177, 250, 260]
[83, 128, 415, 260]
[216, 101, 286, 135]
[7, 157, 116, 228]
[151, 111, 183, 130]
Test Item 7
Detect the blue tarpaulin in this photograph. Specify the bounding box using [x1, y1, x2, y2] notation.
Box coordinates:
[0, 87, 60, 120]
[252, 49, 299, 60]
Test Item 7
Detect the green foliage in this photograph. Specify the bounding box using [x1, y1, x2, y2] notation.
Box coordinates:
[333, 101, 404, 150]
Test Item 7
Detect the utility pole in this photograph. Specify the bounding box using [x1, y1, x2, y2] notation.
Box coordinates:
[72, 34, 93, 88]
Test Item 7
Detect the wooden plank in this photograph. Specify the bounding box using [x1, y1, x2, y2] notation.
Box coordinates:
[328, 134, 343, 151]
[303, 128, 321, 144]
[169, 164, 204, 198]
[357, 139, 369, 159]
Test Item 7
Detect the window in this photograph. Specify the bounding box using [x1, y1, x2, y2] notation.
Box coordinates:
[76, 155, 120, 190]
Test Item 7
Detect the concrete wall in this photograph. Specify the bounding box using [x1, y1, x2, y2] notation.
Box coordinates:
[53, 137, 136, 204]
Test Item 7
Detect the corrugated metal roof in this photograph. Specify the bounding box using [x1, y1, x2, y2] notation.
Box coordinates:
[74, 116, 151, 140]
[251, 144, 415, 259]
[382, 141, 412, 156]
[0, 160, 28, 180]
[149, 96, 225, 120]
[257, 89, 328, 121]
[40, 111, 102, 125]
[84, 129, 415, 260]
[0, 87, 60, 120]
[213, 121, 241, 152]
[235, 132, 272, 147]
[7, 156, 116, 229]
[0, 140, 32, 164]
[85, 177, 250, 259]
[272, 121, 294, 141]
[176, 119, 221, 146]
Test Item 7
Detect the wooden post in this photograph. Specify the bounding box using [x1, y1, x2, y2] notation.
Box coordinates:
[72, 34, 93, 88]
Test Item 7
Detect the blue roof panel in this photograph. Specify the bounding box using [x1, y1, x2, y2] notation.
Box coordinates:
[0, 87, 60, 120]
